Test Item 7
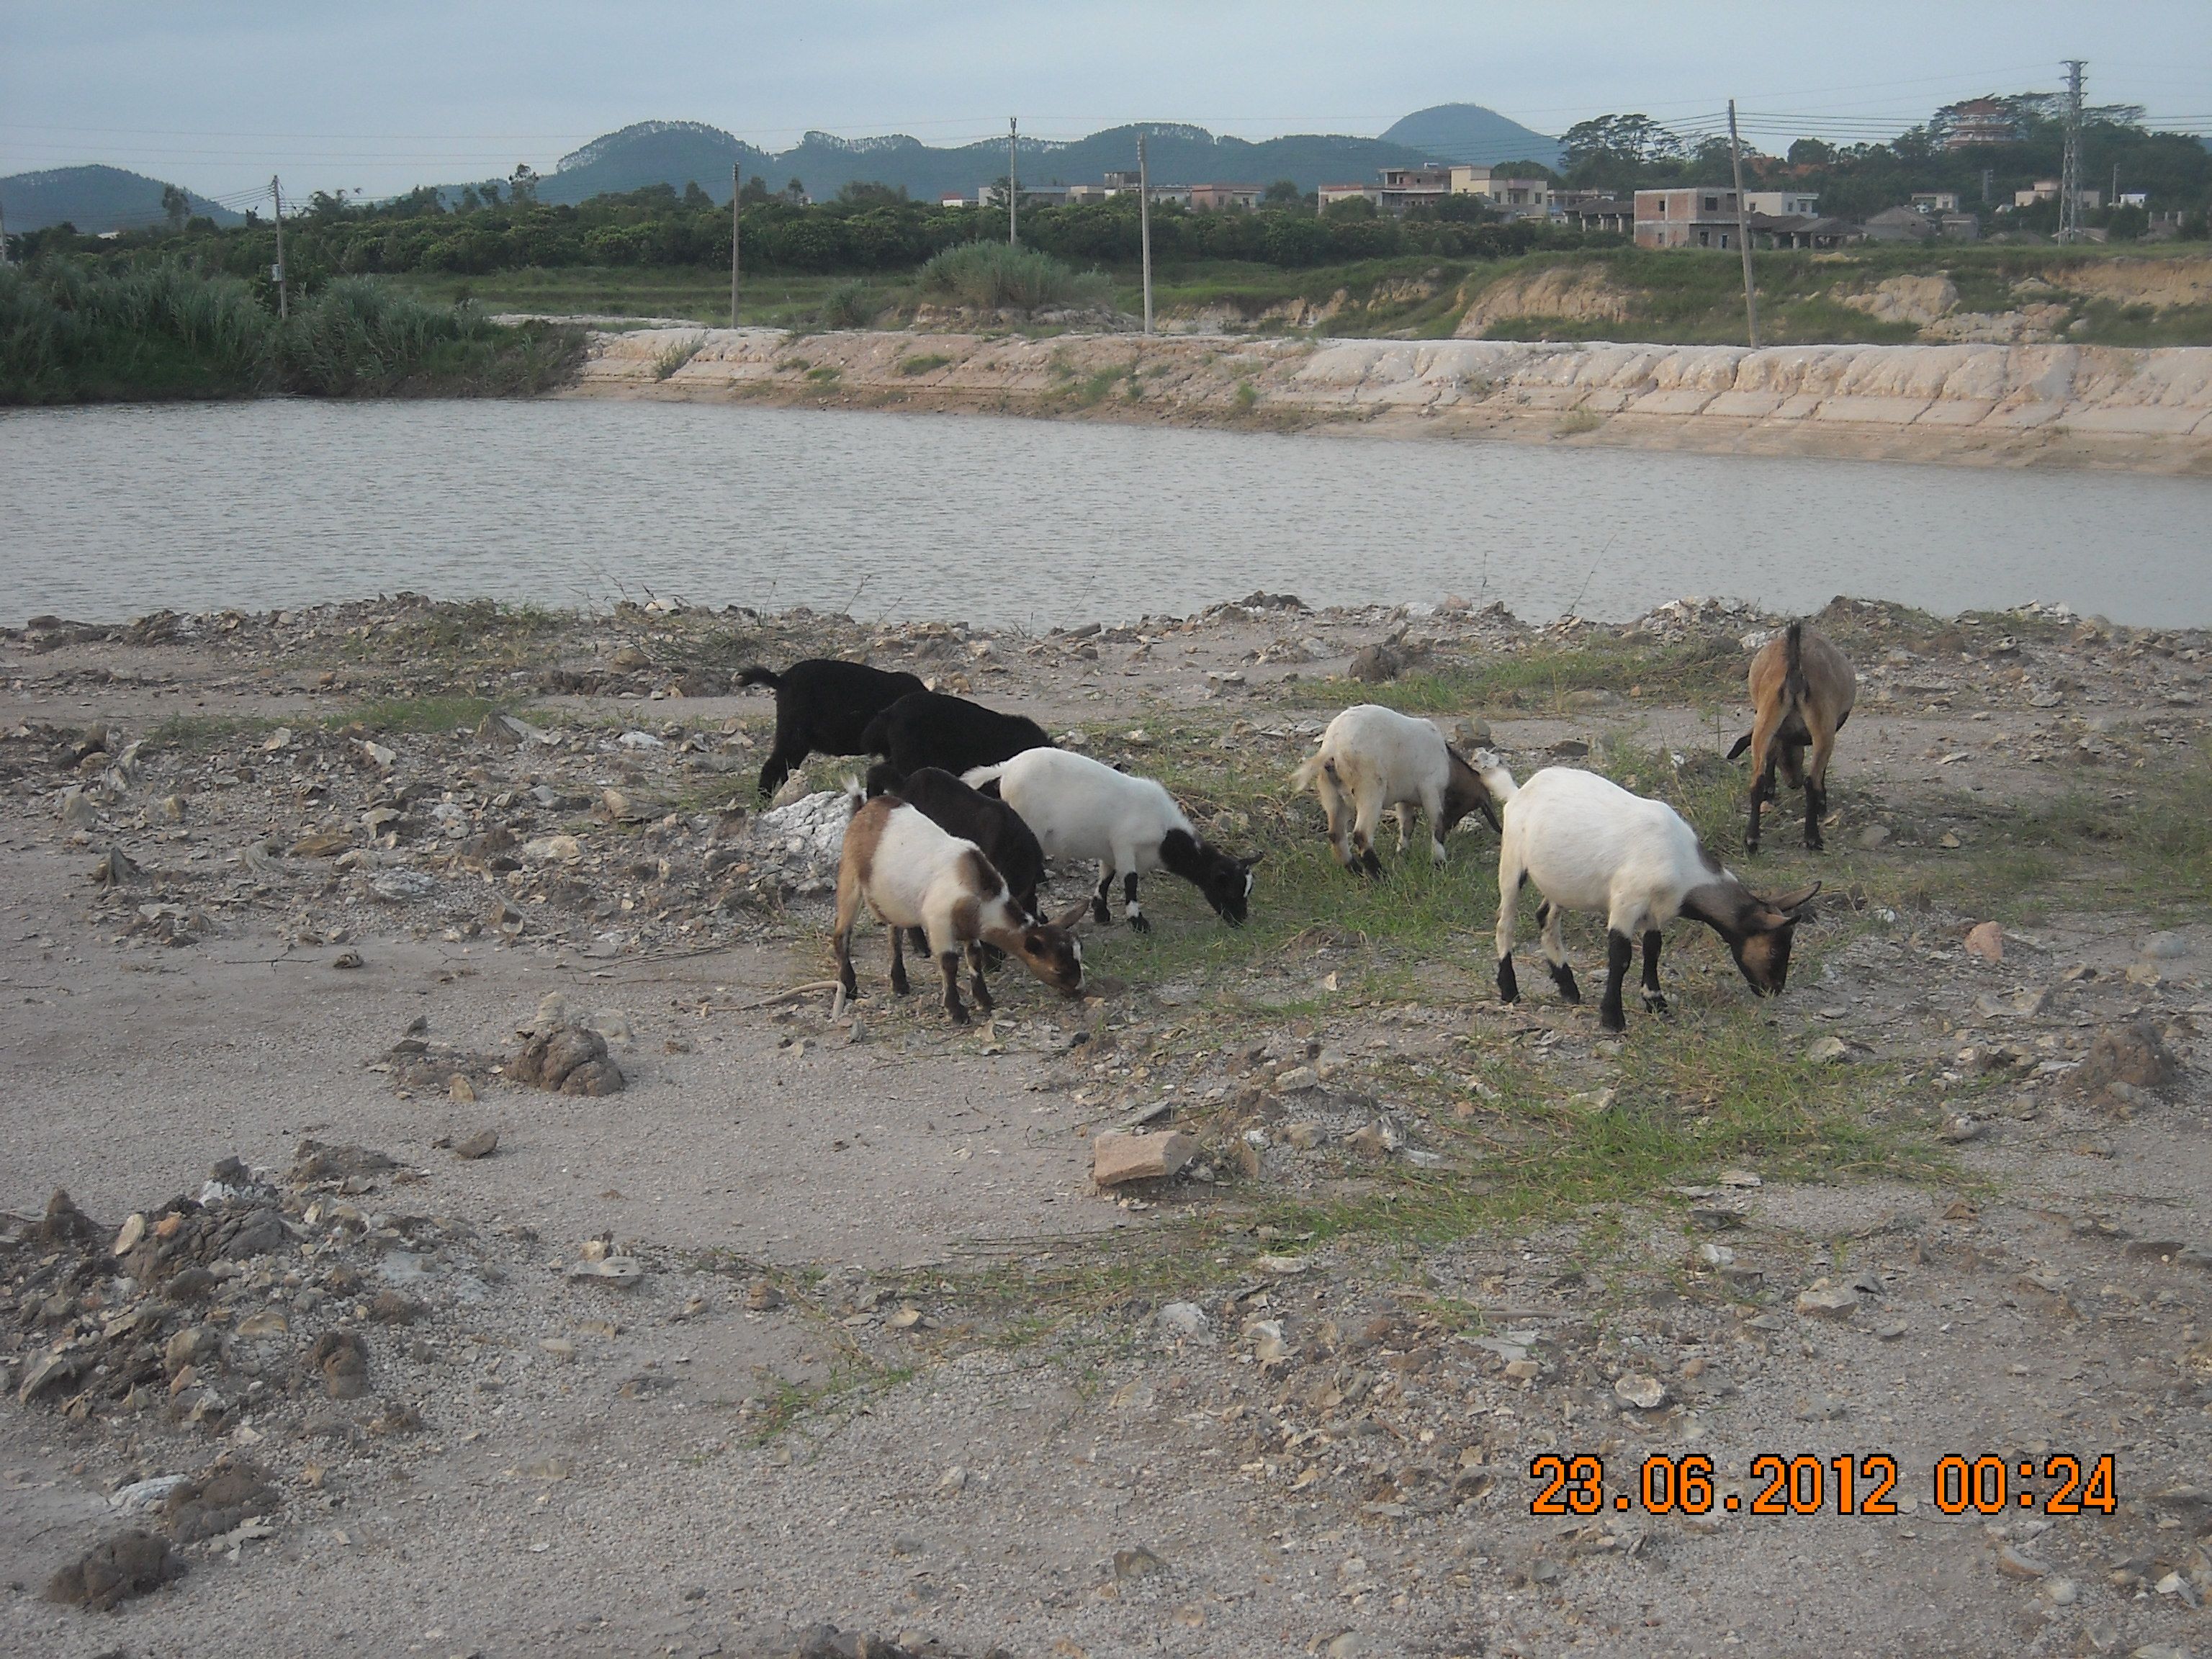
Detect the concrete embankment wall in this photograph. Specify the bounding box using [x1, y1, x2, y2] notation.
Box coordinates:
[567, 328, 2212, 475]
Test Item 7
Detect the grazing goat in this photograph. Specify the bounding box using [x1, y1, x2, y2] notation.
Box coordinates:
[737, 658, 925, 800]
[860, 691, 1053, 793]
[1726, 622, 1857, 853]
[964, 748, 1260, 931]
[874, 765, 1047, 922]
[1290, 704, 1501, 875]
[1491, 765, 1820, 1033]
[832, 795, 1087, 1024]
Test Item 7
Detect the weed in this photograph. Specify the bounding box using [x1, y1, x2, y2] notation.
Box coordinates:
[897, 352, 953, 376]
[649, 333, 706, 380]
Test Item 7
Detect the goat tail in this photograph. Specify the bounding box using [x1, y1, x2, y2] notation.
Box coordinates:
[1725, 731, 1753, 761]
[1781, 621, 1809, 711]
[842, 776, 868, 816]
[735, 665, 781, 689]
[1290, 750, 1327, 793]
[962, 762, 1010, 796]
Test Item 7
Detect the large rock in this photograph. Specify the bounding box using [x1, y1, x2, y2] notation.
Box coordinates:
[42, 1530, 182, 1610]
[2069, 1019, 2182, 1106]
[510, 1025, 626, 1095]
[1092, 1130, 1198, 1186]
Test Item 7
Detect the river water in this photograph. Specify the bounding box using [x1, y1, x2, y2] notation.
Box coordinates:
[4, 400, 2208, 627]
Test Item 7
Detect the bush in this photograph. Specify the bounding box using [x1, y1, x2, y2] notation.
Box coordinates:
[914, 240, 1110, 311]
[817, 279, 884, 329]
[0, 261, 581, 404]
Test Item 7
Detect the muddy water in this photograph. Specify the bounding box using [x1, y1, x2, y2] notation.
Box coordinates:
[4, 399, 2207, 626]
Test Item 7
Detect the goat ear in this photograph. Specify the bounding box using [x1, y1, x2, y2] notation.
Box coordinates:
[1051, 896, 1091, 930]
[1765, 880, 1822, 916]
[1242, 852, 1264, 868]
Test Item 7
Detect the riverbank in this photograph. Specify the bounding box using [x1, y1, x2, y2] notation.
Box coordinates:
[570, 325, 2212, 475]
[4, 590, 2210, 1655]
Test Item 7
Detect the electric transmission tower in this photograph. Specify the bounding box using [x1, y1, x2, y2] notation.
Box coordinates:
[2058, 58, 2086, 244]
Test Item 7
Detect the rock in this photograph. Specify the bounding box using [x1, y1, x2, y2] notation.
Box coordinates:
[1806, 1035, 1851, 1064]
[42, 1529, 181, 1610]
[289, 830, 352, 858]
[1091, 1130, 1198, 1187]
[18, 1349, 89, 1405]
[1346, 644, 1404, 683]
[2143, 930, 2190, 961]
[1156, 1302, 1210, 1341]
[1876, 1320, 1909, 1341]
[220, 1207, 287, 1259]
[1114, 1545, 1168, 1581]
[1964, 922, 2005, 962]
[1614, 1372, 1670, 1410]
[522, 833, 584, 864]
[1997, 1545, 2051, 1580]
[2041, 1576, 2079, 1606]
[1245, 1319, 1289, 1363]
[452, 1129, 498, 1160]
[1503, 1358, 1542, 1382]
[309, 1330, 369, 1398]
[91, 846, 144, 887]
[367, 1291, 423, 1324]
[566, 1256, 644, 1287]
[112, 1212, 147, 1256]
[369, 870, 434, 904]
[2069, 1019, 2182, 1105]
[745, 1278, 786, 1311]
[1856, 823, 1891, 850]
[161, 1456, 278, 1542]
[510, 1024, 624, 1094]
[1451, 717, 1493, 750]
[448, 1074, 478, 1104]
[1274, 1064, 1318, 1092]
[1796, 1282, 1860, 1318]
[1346, 1124, 1389, 1159]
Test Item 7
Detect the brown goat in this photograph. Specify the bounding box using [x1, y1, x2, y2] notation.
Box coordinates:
[1727, 621, 1857, 853]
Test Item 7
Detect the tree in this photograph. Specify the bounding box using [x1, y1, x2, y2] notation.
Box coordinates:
[511, 164, 540, 205]
[1563, 114, 1683, 176]
[160, 184, 189, 232]
[738, 175, 774, 206]
[1262, 179, 1302, 206]
[784, 177, 808, 204]
[681, 180, 712, 210]
[1787, 138, 1835, 167]
[835, 181, 908, 207]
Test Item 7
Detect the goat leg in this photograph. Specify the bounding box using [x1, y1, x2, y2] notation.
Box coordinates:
[966, 942, 996, 1012]
[1745, 757, 1774, 855]
[1599, 930, 1632, 1033]
[889, 927, 911, 997]
[1640, 929, 1668, 1014]
[1803, 778, 1827, 852]
[1123, 872, 1150, 934]
[1496, 953, 1521, 1004]
[938, 950, 969, 1025]
[1538, 901, 1581, 1004]
[1092, 866, 1115, 926]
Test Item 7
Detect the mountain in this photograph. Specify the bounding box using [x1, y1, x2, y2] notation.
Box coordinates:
[0, 165, 243, 234]
[535, 114, 1557, 205]
[1381, 104, 1563, 168]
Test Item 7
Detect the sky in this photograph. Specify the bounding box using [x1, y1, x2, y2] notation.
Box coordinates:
[4, 0, 2209, 201]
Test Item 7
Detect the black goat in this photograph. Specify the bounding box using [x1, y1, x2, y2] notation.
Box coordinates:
[737, 658, 925, 800]
[876, 766, 1048, 922]
[860, 691, 1053, 791]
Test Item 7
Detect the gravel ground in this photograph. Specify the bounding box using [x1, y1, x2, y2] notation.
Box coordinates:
[3, 591, 2209, 1659]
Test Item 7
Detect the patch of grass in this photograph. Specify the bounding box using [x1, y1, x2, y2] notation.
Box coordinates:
[1075, 364, 1130, 405]
[805, 364, 843, 385]
[1285, 636, 1745, 718]
[143, 712, 279, 753]
[916, 241, 1112, 312]
[335, 599, 570, 669]
[1553, 408, 1602, 436]
[897, 351, 953, 376]
[649, 333, 705, 379]
[333, 694, 500, 734]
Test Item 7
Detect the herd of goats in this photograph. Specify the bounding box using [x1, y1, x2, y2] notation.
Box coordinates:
[736, 621, 1858, 1034]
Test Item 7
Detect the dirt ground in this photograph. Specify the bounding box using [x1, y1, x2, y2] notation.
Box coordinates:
[3, 589, 2209, 1659]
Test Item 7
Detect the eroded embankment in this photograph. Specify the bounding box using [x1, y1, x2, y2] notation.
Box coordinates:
[568, 327, 2212, 473]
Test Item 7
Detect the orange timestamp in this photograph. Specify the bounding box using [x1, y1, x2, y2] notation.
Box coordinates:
[1530, 1452, 2117, 1519]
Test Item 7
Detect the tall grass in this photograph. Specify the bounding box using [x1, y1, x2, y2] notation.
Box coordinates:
[914, 240, 1111, 312]
[0, 261, 583, 404]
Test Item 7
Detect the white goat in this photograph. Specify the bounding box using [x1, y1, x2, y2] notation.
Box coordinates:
[1290, 704, 1502, 874]
[1491, 766, 1820, 1032]
[832, 794, 1087, 1024]
[963, 748, 1259, 931]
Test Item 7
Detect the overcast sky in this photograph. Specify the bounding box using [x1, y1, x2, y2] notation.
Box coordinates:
[5, 1, 2208, 200]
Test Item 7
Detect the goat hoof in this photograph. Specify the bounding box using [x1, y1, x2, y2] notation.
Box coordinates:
[945, 1005, 970, 1026]
[1643, 994, 1670, 1015]
[1599, 1014, 1627, 1035]
[1127, 914, 1152, 935]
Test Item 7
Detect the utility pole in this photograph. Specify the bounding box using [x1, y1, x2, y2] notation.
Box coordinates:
[271, 174, 288, 319]
[0, 184, 10, 266]
[1138, 132, 1154, 336]
[2059, 58, 2087, 244]
[729, 162, 742, 328]
[1008, 117, 1019, 246]
[1727, 100, 1758, 349]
